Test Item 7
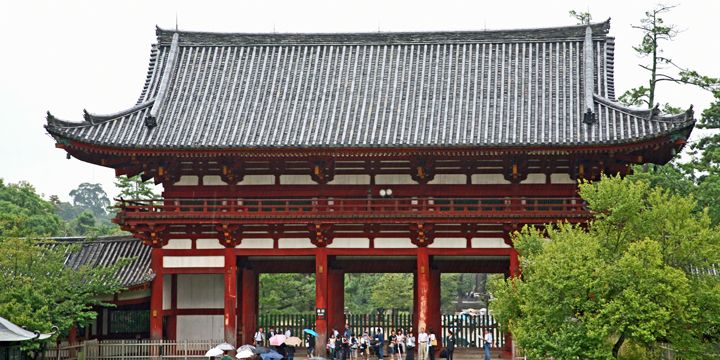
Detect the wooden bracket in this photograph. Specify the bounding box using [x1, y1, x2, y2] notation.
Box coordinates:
[216, 224, 243, 247]
[410, 223, 435, 247]
[309, 223, 334, 247]
[410, 158, 435, 184]
[310, 159, 335, 184]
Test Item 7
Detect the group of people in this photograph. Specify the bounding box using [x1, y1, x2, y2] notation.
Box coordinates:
[252, 325, 494, 360]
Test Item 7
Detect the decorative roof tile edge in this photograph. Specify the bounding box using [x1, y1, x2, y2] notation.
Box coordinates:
[593, 94, 695, 124]
[155, 19, 611, 46]
[46, 100, 154, 129]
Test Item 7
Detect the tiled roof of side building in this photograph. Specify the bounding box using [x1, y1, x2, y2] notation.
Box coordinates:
[44, 236, 152, 288]
[45, 20, 695, 150]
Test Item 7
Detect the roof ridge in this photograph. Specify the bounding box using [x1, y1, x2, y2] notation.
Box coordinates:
[155, 19, 611, 46]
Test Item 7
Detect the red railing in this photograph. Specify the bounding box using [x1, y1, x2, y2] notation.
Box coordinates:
[115, 197, 589, 224]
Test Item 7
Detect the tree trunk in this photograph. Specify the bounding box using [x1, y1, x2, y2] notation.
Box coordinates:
[612, 332, 626, 358]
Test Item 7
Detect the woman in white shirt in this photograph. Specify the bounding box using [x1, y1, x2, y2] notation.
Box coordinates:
[395, 330, 405, 360]
[405, 331, 416, 360]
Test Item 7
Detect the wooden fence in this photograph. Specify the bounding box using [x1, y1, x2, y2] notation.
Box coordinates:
[258, 313, 504, 348]
[45, 339, 222, 360]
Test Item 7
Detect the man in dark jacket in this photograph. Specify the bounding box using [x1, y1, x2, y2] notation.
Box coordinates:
[373, 328, 384, 359]
[445, 330, 455, 360]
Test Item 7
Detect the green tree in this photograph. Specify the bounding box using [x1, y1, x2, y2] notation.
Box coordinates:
[490, 175, 720, 359]
[115, 175, 158, 200]
[345, 274, 382, 314]
[569, 10, 592, 25]
[259, 274, 315, 314]
[0, 179, 63, 237]
[69, 182, 110, 218]
[368, 273, 413, 312]
[0, 238, 125, 357]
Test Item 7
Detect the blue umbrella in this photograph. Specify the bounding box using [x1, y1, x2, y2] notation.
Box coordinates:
[303, 329, 318, 337]
[260, 350, 283, 360]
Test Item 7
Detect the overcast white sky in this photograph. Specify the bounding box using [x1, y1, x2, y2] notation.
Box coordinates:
[0, 0, 717, 202]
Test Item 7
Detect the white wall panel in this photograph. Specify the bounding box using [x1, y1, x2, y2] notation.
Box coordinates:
[327, 238, 370, 248]
[374, 238, 415, 248]
[163, 274, 171, 310]
[471, 238, 511, 248]
[375, 174, 415, 185]
[471, 174, 511, 184]
[428, 174, 466, 185]
[550, 173, 575, 184]
[164, 239, 192, 249]
[278, 238, 315, 249]
[428, 238, 467, 248]
[177, 315, 224, 341]
[328, 175, 371, 185]
[203, 175, 226, 186]
[240, 175, 275, 185]
[521, 173, 547, 184]
[236, 238, 274, 249]
[174, 176, 199, 186]
[177, 274, 224, 309]
[196, 238, 224, 249]
[164, 256, 224, 268]
[280, 175, 315, 185]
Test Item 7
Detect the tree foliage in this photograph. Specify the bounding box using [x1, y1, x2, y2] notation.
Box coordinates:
[0, 179, 63, 237]
[259, 274, 316, 314]
[490, 176, 720, 359]
[115, 175, 158, 201]
[0, 238, 125, 356]
[68, 183, 110, 218]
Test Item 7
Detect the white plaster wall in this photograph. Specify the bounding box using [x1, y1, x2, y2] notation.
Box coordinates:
[327, 238, 370, 248]
[471, 238, 511, 248]
[521, 173, 547, 184]
[278, 238, 315, 249]
[240, 175, 275, 185]
[196, 238, 224, 249]
[177, 274, 224, 309]
[550, 173, 576, 184]
[177, 315, 224, 341]
[428, 238, 467, 248]
[164, 256, 225, 268]
[428, 174, 466, 185]
[163, 274, 171, 310]
[174, 175, 199, 186]
[236, 238, 274, 249]
[375, 174, 415, 185]
[280, 175, 315, 185]
[203, 175, 226, 186]
[374, 238, 415, 248]
[164, 239, 192, 249]
[328, 175, 371, 185]
[471, 174, 511, 184]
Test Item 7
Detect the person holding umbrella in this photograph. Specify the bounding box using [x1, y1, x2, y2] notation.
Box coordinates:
[305, 332, 315, 358]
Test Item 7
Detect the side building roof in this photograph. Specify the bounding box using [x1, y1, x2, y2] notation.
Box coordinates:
[45, 235, 152, 288]
[45, 20, 694, 151]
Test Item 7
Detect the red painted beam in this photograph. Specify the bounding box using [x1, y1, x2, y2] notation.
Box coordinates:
[158, 247, 516, 257]
[327, 267, 345, 334]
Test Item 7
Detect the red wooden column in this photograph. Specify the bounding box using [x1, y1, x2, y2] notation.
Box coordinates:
[327, 267, 345, 333]
[241, 267, 258, 345]
[224, 249, 238, 346]
[416, 247, 430, 334]
[315, 250, 329, 357]
[504, 248, 521, 357]
[412, 272, 419, 332]
[428, 268, 442, 348]
[150, 247, 164, 340]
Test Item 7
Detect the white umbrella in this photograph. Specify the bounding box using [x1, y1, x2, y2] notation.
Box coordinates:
[217, 343, 236, 351]
[238, 345, 257, 353]
[205, 348, 224, 357]
[236, 349, 255, 359]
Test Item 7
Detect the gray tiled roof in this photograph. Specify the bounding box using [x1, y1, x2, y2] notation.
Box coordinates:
[45, 20, 694, 150]
[46, 236, 152, 288]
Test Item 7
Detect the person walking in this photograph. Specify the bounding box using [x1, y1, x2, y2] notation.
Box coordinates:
[417, 327, 428, 360]
[482, 331, 492, 360]
[373, 327, 384, 359]
[427, 329, 437, 360]
[255, 327, 266, 347]
[395, 330, 405, 360]
[445, 330, 455, 360]
[405, 331, 416, 360]
[306, 333, 315, 359]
